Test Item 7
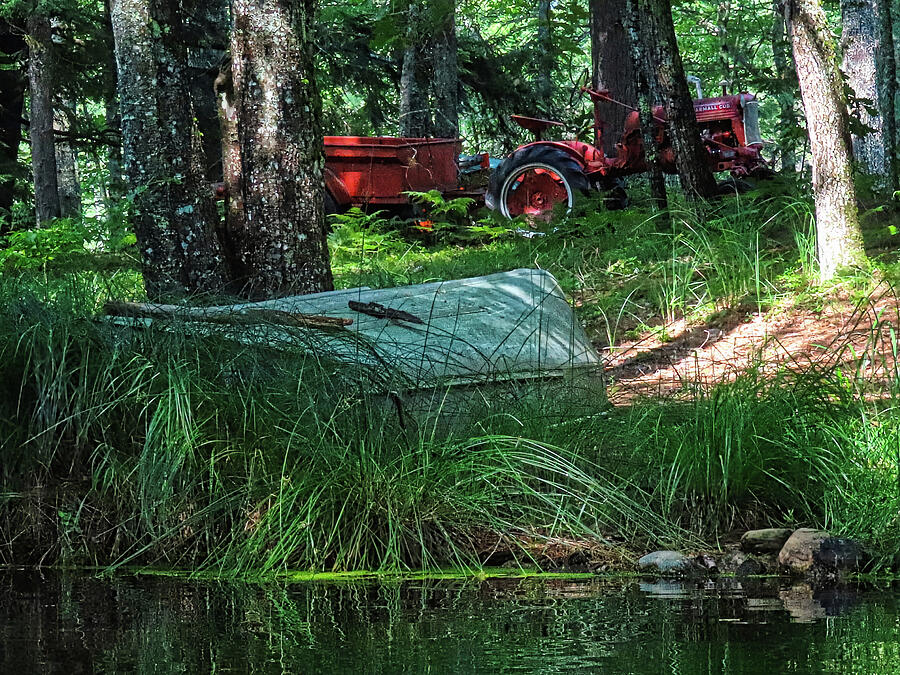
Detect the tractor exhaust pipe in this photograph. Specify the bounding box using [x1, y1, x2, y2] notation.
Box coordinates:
[686, 75, 703, 99]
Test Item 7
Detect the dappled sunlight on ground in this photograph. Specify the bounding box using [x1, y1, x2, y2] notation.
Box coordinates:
[605, 283, 900, 403]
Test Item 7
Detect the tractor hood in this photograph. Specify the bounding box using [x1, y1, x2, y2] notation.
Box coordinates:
[692, 94, 753, 122]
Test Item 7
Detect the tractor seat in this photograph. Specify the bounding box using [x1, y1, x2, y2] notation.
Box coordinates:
[511, 115, 565, 139]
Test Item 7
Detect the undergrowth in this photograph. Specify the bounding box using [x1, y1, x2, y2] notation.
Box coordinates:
[1, 274, 899, 573]
[3, 183, 900, 574]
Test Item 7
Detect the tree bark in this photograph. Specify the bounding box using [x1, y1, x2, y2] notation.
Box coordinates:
[0, 71, 25, 230]
[102, 0, 123, 195]
[27, 14, 60, 225]
[399, 0, 430, 137]
[0, 20, 26, 230]
[54, 103, 81, 218]
[841, 0, 886, 176]
[230, 0, 334, 298]
[590, 0, 637, 157]
[642, 0, 719, 201]
[626, 0, 668, 214]
[110, 0, 227, 298]
[787, 0, 867, 280]
[215, 57, 246, 280]
[876, 0, 897, 189]
[432, 0, 458, 139]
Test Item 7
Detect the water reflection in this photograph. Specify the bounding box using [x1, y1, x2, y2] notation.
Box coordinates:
[0, 572, 898, 673]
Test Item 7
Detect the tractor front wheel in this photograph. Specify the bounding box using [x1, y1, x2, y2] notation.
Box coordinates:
[487, 145, 589, 221]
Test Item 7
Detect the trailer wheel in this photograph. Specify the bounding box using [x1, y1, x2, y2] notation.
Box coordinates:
[487, 145, 589, 221]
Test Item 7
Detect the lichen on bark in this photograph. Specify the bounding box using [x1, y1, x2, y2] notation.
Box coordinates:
[229, 0, 333, 299]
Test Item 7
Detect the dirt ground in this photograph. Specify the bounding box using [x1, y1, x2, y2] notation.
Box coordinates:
[603, 282, 900, 404]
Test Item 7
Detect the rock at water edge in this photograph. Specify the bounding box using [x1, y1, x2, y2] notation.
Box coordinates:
[741, 528, 794, 554]
[638, 551, 693, 575]
[777, 529, 830, 574]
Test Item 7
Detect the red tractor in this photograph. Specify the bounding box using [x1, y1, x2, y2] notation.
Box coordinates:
[485, 86, 771, 219]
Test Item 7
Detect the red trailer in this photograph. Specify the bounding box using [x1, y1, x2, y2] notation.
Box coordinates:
[323, 136, 467, 213]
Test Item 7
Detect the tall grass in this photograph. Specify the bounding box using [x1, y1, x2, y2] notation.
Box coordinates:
[3, 187, 899, 573]
[0, 277, 684, 572]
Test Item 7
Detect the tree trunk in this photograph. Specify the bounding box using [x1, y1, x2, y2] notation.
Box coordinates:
[110, 0, 227, 298]
[772, 0, 799, 171]
[54, 103, 81, 218]
[643, 0, 719, 201]
[876, 0, 897, 190]
[432, 0, 458, 139]
[230, 0, 334, 298]
[788, 0, 867, 281]
[27, 14, 60, 225]
[841, 0, 886, 176]
[0, 20, 26, 230]
[399, 0, 430, 137]
[626, 0, 668, 214]
[102, 0, 123, 195]
[215, 57, 246, 281]
[590, 0, 637, 157]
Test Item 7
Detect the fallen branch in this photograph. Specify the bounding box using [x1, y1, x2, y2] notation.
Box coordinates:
[104, 301, 352, 330]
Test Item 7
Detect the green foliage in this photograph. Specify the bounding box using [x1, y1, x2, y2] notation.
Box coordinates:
[0, 211, 136, 270]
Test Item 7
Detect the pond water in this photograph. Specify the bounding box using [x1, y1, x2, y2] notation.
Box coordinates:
[1, 572, 898, 673]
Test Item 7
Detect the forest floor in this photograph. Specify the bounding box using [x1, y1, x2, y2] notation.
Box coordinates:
[604, 284, 900, 403]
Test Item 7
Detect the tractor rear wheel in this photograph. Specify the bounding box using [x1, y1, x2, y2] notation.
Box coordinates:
[487, 145, 589, 221]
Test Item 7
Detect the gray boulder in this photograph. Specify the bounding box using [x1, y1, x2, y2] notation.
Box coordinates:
[637, 551, 694, 575]
[741, 528, 794, 554]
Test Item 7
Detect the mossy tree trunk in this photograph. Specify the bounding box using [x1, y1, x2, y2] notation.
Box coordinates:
[54, 102, 81, 219]
[626, 0, 668, 213]
[432, 0, 458, 139]
[841, 0, 886, 177]
[876, 0, 898, 190]
[229, 0, 334, 298]
[641, 0, 719, 201]
[27, 14, 60, 225]
[110, 0, 227, 298]
[102, 0, 124, 195]
[399, 0, 430, 137]
[787, 0, 867, 281]
[590, 0, 637, 157]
